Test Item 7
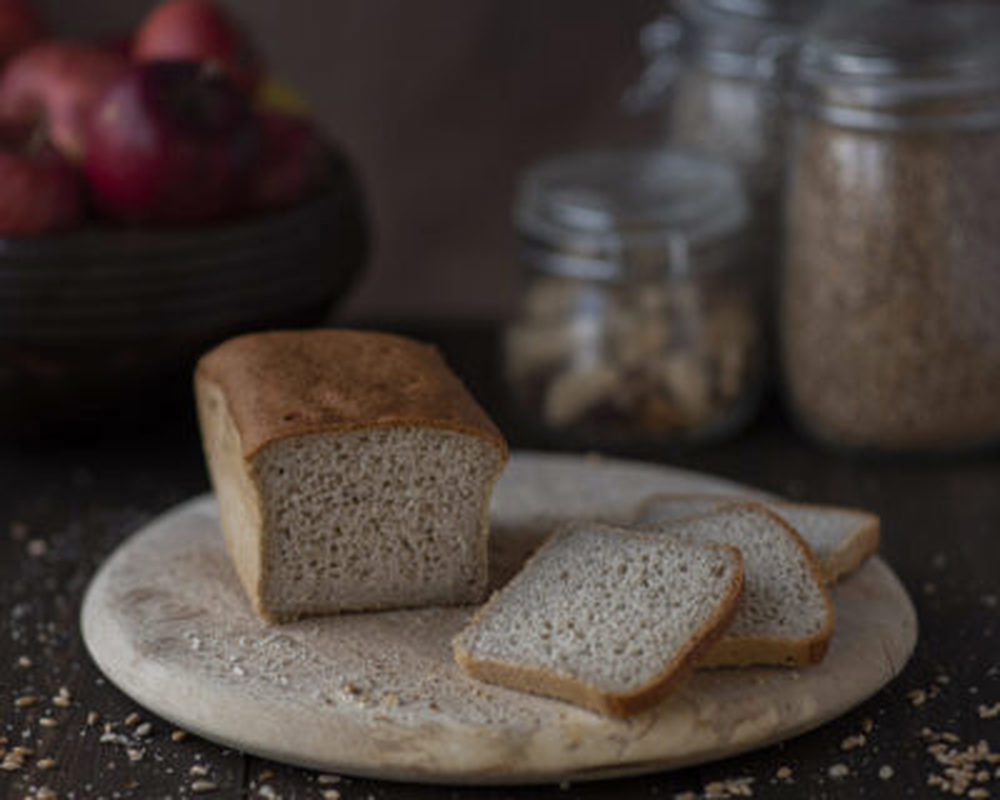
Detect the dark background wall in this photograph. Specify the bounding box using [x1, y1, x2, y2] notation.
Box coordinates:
[39, 0, 660, 320]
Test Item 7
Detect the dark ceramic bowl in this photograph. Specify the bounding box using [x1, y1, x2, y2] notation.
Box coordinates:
[0, 153, 367, 435]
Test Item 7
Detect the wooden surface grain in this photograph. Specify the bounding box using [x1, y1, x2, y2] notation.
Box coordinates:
[1, 323, 999, 799]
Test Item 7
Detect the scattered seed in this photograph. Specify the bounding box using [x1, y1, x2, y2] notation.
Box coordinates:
[841, 733, 867, 751]
[862, 717, 874, 733]
[978, 703, 1000, 720]
[322, 791, 341, 800]
[51, 696, 70, 709]
[828, 763, 849, 779]
[968, 789, 990, 799]
[134, 722, 152, 737]
[908, 689, 928, 707]
[15, 695, 39, 708]
[878, 765, 894, 780]
[776, 765, 792, 780]
[86, 711, 100, 727]
[37, 757, 56, 770]
[258, 787, 278, 800]
[38, 717, 58, 728]
[171, 729, 188, 742]
[124, 712, 140, 727]
[318, 774, 341, 785]
[191, 780, 218, 794]
[35, 788, 57, 800]
[126, 748, 144, 762]
[258, 769, 274, 781]
[27, 539, 48, 557]
[17, 656, 32, 668]
[190, 764, 210, 777]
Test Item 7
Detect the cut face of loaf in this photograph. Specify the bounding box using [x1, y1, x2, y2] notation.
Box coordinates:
[636, 494, 880, 583]
[639, 505, 834, 667]
[453, 524, 745, 718]
[195, 330, 508, 623]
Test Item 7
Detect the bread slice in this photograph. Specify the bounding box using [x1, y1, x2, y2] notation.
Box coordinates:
[639, 505, 834, 667]
[453, 524, 744, 718]
[636, 494, 880, 583]
[195, 329, 508, 623]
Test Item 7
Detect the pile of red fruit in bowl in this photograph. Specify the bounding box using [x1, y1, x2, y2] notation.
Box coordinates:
[0, 0, 330, 233]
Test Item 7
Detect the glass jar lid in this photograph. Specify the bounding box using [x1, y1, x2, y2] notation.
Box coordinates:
[675, 0, 823, 77]
[515, 149, 747, 281]
[796, 3, 1000, 126]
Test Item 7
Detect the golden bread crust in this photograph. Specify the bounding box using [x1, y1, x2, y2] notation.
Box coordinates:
[196, 329, 508, 460]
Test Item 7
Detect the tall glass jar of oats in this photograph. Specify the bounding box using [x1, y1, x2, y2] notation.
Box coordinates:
[782, 3, 1000, 452]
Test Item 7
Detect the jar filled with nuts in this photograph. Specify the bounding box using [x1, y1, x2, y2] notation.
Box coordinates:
[782, 3, 1000, 453]
[630, 0, 824, 275]
[506, 149, 763, 447]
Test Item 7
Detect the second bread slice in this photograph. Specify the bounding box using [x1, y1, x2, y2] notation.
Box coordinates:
[640, 504, 835, 668]
[453, 524, 744, 717]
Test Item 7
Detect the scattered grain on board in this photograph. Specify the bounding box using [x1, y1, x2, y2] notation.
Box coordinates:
[191, 780, 219, 794]
[842, 734, 867, 751]
[170, 729, 188, 742]
[124, 712, 140, 727]
[978, 703, 1000, 720]
[879, 765, 894, 780]
[828, 763, 849, 779]
[15, 695, 39, 708]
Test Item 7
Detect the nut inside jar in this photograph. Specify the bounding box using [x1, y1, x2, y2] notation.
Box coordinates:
[506, 273, 761, 442]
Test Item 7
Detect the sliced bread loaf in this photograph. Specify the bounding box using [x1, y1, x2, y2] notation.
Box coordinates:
[639, 504, 834, 667]
[195, 330, 508, 623]
[453, 524, 744, 717]
[636, 494, 880, 583]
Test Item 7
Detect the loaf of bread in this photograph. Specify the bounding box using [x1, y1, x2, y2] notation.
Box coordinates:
[453, 523, 745, 717]
[639, 505, 834, 667]
[636, 494, 880, 583]
[195, 329, 508, 623]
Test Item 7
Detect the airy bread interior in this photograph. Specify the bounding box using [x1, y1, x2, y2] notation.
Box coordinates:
[640, 505, 834, 667]
[454, 524, 744, 716]
[254, 426, 503, 619]
[637, 494, 879, 583]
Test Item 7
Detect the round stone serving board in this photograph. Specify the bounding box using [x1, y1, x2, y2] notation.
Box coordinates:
[81, 451, 918, 785]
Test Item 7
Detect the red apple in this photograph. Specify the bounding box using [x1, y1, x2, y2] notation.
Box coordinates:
[0, 0, 44, 63]
[84, 61, 259, 224]
[0, 41, 128, 161]
[0, 122, 82, 235]
[249, 110, 327, 210]
[133, 0, 262, 93]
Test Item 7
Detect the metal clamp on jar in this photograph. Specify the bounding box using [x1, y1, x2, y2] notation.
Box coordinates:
[505, 149, 763, 448]
[781, 3, 1000, 453]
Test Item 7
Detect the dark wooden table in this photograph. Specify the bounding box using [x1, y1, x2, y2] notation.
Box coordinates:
[2, 323, 998, 800]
